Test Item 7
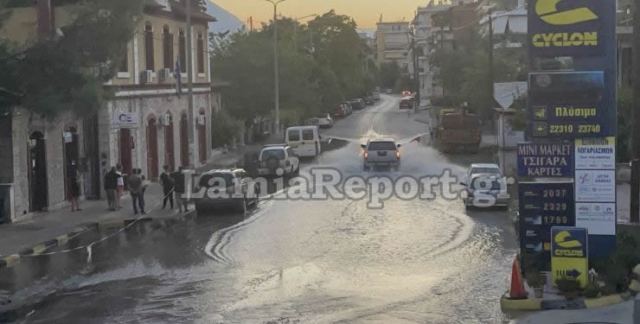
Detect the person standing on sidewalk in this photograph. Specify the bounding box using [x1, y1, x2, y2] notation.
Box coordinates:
[160, 165, 174, 209]
[68, 175, 81, 212]
[104, 167, 118, 211]
[115, 164, 125, 209]
[172, 166, 189, 213]
[128, 169, 145, 215]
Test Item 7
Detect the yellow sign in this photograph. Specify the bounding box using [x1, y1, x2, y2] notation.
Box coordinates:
[551, 227, 589, 288]
[535, 0, 598, 25]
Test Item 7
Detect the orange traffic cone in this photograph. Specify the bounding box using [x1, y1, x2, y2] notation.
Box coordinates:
[509, 256, 528, 299]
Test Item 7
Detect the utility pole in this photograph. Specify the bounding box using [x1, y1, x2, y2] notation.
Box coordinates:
[488, 8, 495, 114]
[631, 1, 640, 223]
[265, 0, 286, 135]
[186, 0, 196, 167]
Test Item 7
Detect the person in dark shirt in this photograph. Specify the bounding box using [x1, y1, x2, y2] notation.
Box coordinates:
[128, 168, 145, 215]
[172, 167, 189, 213]
[160, 165, 174, 209]
[104, 167, 118, 211]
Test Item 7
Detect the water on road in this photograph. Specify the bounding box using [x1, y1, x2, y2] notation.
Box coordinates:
[0, 96, 518, 324]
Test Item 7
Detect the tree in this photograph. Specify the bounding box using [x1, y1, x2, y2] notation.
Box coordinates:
[0, 0, 144, 117]
[213, 10, 375, 125]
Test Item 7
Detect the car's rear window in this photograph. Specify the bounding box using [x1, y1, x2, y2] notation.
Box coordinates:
[261, 149, 285, 160]
[471, 167, 500, 175]
[302, 129, 315, 140]
[288, 130, 300, 141]
[471, 177, 502, 191]
[199, 173, 235, 188]
[368, 141, 396, 151]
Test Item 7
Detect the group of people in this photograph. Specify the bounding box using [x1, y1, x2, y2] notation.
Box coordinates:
[103, 165, 190, 215]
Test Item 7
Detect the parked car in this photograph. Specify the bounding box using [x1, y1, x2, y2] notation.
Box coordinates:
[372, 91, 381, 101]
[306, 114, 333, 129]
[194, 169, 258, 213]
[361, 138, 402, 171]
[461, 164, 508, 209]
[342, 102, 353, 115]
[286, 126, 321, 158]
[334, 104, 347, 118]
[257, 145, 300, 177]
[385, 88, 393, 94]
[364, 96, 375, 105]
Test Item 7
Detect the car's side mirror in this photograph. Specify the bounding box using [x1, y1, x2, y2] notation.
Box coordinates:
[360, 144, 367, 149]
[459, 182, 467, 186]
[397, 144, 402, 148]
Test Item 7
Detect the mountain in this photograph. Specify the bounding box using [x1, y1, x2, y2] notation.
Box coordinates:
[206, 1, 244, 34]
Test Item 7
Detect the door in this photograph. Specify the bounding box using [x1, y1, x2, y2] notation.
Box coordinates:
[29, 132, 48, 211]
[64, 127, 79, 200]
[147, 118, 159, 180]
[164, 114, 175, 171]
[119, 128, 133, 176]
[180, 113, 189, 167]
[198, 123, 206, 164]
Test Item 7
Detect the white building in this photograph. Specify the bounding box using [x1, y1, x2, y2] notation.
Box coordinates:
[413, 1, 452, 102]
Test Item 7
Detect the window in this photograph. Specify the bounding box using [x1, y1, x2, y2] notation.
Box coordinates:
[287, 130, 300, 141]
[302, 129, 315, 141]
[144, 23, 154, 71]
[163, 25, 174, 69]
[118, 47, 128, 73]
[197, 32, 205, 74]
[178, 29, 186, 73]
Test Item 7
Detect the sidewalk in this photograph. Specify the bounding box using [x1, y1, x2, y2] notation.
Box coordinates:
[0, 183, 192, 264]
[513, 299, 635, 324]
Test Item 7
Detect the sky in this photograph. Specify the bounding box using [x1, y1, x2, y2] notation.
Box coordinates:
[210, 0, 432, 30]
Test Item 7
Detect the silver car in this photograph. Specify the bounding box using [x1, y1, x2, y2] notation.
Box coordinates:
[194, 169, 258, 213]
[361, 138, 401, 171]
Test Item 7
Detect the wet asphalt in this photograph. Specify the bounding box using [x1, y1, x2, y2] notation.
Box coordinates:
[0, 96, 519, 324]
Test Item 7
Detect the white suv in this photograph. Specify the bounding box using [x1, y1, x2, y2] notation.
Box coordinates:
[257, 145, 300, 177]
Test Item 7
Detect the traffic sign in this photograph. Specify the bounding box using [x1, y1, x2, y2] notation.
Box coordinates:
[551, 227, 589, 288]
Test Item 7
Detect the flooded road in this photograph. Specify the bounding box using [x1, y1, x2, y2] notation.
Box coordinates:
[0, 96, 518, 323]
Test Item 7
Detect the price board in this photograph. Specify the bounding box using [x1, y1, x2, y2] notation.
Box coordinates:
[529, 72, 612, 139]
[519, 182, 575, 270]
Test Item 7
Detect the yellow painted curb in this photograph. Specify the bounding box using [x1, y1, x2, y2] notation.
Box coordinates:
[31, 243, 47, 255]
[3, 254, 20, 268]
[98, 220, 126, 229]
[56, 234, 70, 245]
[500, 295, 542, 311]
[584, 293, 628, 309]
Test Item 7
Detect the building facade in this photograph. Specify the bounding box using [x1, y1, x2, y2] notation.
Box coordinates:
[0, 0, 215, 223]
[375, 21, 411, 72]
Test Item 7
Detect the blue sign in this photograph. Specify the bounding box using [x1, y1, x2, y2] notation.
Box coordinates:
[518, 143, 574, 177]
[519, 182, 575, 269]
[528, 0, 613, 58]
[528, 72, 613, 138]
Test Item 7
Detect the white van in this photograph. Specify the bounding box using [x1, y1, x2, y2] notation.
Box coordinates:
[285, 126, 321, 158]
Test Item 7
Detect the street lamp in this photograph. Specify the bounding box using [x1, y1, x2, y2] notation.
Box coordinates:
[293, 14, 319, 53]
[264, 0, 287, 135]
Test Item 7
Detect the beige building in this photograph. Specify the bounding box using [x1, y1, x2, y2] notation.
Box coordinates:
[375, 21, 411, 72]
[0, 0, 215, 223]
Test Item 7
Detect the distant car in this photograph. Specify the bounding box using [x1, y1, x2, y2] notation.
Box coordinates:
[349, 99, 365, 110]
[307, 114, 333, 128]
[194, 169, 258, 213]
[361, 138, 402, 171]
[257, 145, 300, 177]
[385, 88, 393, 94]
[372, 91, 381, 101]
[461, 164, 509, 209]
[334, 104, 347, 118]
[399, 96, 414, 110]
[343, 102, 353, 115]
[364, 96, 375, 105]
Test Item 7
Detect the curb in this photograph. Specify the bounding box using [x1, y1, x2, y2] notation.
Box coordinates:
[0, 210, 198, 271]
[501, 292, 633, 312]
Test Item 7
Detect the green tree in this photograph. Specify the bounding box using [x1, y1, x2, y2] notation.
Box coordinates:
[0, 0, 144, 117]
